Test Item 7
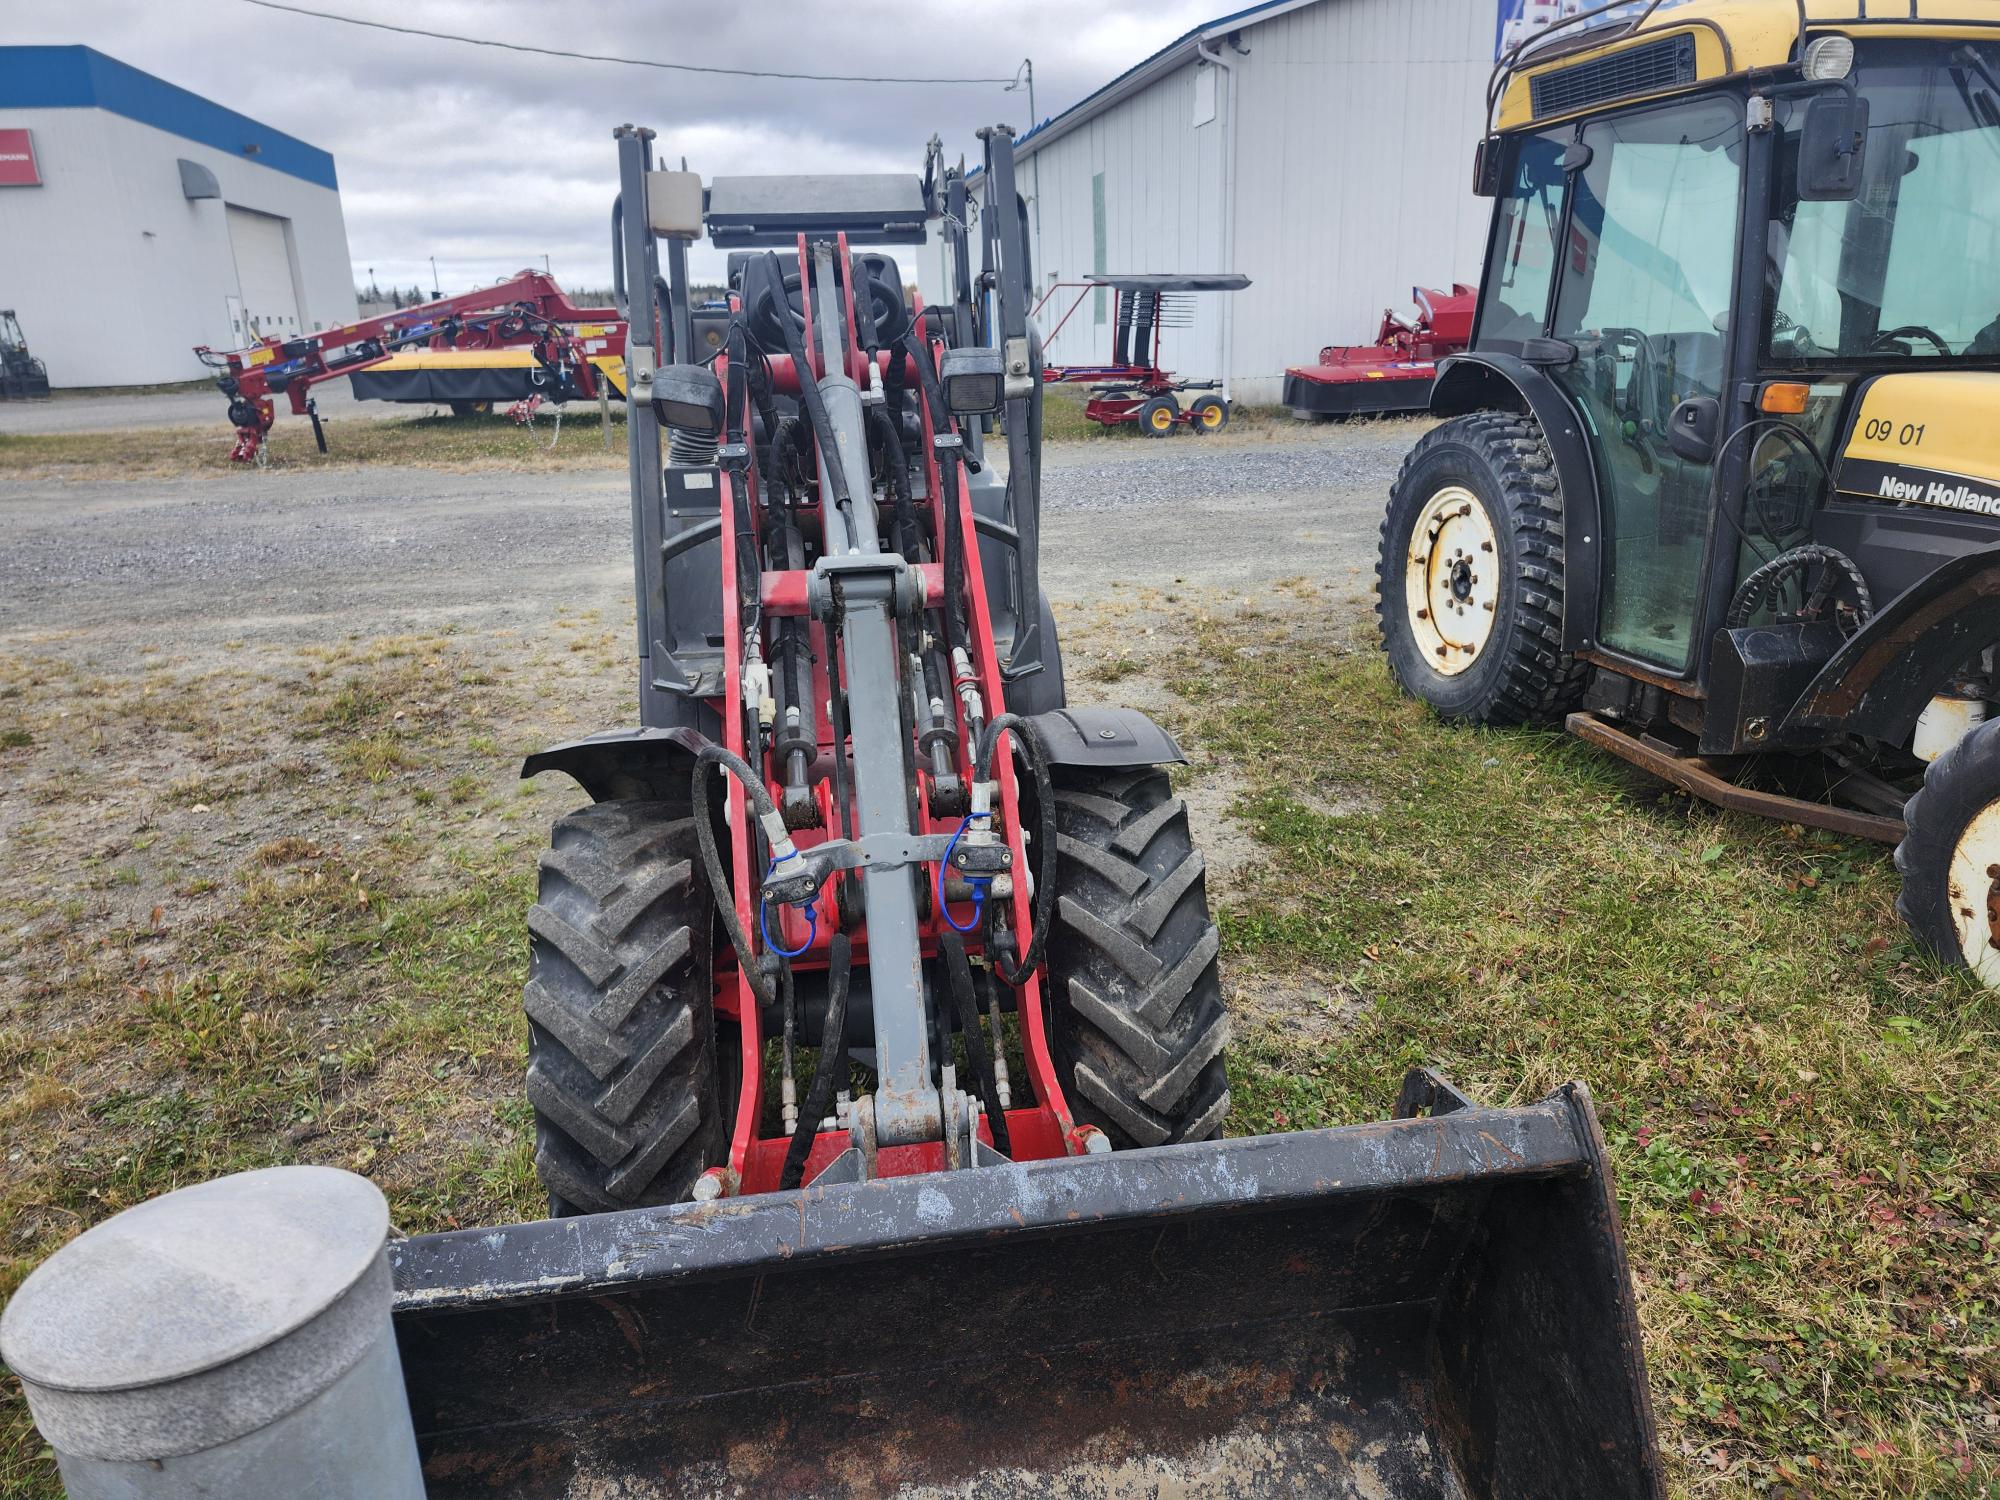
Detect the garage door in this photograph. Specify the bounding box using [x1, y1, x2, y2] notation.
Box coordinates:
[226, 205, 302, 339]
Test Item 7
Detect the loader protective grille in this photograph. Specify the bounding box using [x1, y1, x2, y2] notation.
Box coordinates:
[1531, 34, 1696, 120]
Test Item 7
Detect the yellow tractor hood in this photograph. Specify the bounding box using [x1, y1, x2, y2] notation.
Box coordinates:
[1835, 372, 2000, 519]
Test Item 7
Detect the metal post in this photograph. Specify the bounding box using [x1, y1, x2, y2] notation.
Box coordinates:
[0, 1167, 424, 1500]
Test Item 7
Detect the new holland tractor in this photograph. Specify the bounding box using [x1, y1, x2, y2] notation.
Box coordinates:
[1380, 0, 2000, 985]
[2, 126, 1665, 1500]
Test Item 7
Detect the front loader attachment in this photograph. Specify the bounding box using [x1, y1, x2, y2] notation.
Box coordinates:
[391, 1073, 1661, 1499]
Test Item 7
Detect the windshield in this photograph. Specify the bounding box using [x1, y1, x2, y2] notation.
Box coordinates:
[1767, 39, 2000, 362]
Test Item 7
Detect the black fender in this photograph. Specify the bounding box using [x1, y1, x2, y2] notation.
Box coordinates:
[1431, 353, 1603, 655]
[1779, 544, 2000, 747]
[1025, 705, 1185, 770]
[521, 725, 706, 805]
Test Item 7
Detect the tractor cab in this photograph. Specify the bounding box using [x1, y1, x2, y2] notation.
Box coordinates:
[1380, 1, 2000, 984]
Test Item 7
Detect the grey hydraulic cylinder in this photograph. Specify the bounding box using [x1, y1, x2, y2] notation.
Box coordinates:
[0, 1165, 425, 1500]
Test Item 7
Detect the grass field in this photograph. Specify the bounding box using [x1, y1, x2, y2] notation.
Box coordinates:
[1, 587, 1995, 1496]
[0, 388, 1304, 481]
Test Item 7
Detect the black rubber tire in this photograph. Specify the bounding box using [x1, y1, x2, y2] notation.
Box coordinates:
[447, 399, 490, 418]
[1137, 394, 1179, 438]
[522, 801, 725, 1214]
[1377, 411, 1587, 725]
[1045, 766, 1231, 1148]
[1189, 395, 1228, 434]
[1896, 716, 2000, 982]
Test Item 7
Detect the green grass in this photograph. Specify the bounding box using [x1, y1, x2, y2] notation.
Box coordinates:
[2, 605, 1996, 1496]
[1160, 609, 1999, 1498]
[0, 405, 630, 481]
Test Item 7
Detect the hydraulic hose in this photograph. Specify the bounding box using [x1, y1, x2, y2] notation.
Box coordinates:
[975, 713, 1056, 989]
[781, 932, 851, 1191]
[940, 929, 1012, 1157]
[692, 743, 794, 1011]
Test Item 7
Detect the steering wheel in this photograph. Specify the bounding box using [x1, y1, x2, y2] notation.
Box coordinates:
[1869, 324, 1954, 356]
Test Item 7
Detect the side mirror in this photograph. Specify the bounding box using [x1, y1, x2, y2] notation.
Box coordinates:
[1667, 396, 1721, 464]
[1798, 93, 1870, 201]
[1472, 137, 1503, 198]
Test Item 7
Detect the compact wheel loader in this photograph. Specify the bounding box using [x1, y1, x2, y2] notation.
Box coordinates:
[0, 124, 1664, 1500]
[1382, 0, 2000, 986]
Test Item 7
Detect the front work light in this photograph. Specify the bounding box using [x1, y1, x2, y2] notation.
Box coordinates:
[1803, 35, 1854, 82]
[652, 365, 725, 435]
[940, 346, 1004, 416]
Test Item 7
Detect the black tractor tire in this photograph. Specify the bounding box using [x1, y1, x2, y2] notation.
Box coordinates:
[1896, 716, 2000, 986]
[1376, 411, 1586, 725]
[1137, 394, 1179, 438]
[522, 801, 725, 1214]
[447, 399, 491, 418]
[1045, 766, 1231, 1148]
[1189, 394, 1228, 434]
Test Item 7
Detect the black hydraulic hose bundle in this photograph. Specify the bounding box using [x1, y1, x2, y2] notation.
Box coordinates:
[975, 713, 1057, 990]
[691, 743, 785, 1011]
[940, 929, 1012, 1158]
[900, 326, 969, 656]
[780, 932, 851, 1191]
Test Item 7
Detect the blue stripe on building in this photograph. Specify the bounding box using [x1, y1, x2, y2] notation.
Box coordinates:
[0, 45, 337, 191]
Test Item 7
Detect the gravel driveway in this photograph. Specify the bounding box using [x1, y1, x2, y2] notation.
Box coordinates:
[0, 422, 1424, 662]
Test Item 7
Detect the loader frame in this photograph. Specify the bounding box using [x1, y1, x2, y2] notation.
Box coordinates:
[545, 125, 1102, 1196]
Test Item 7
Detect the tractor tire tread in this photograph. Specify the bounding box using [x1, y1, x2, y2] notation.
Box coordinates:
[1895, 716, 2000, 972]
[1377, 411, 1588, 726]
[523, 801, 723, 1214]
[1047, 767, 1230, 1150]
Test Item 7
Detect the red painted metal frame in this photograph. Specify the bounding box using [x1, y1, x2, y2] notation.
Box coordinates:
[1283, 284, 1477, 395]
[713, 237, 1076, 1197]
[194, 270, 624, 457]
[1030, 279, 1218, 429]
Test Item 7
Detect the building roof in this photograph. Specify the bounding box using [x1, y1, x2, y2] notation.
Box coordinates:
[1010, 0, 1323, 162]
[0, 45, 337, 190]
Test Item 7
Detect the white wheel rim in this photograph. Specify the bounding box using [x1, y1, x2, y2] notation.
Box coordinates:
[1947, 801, 2000, 985]
[1405, 485, 1499, 677]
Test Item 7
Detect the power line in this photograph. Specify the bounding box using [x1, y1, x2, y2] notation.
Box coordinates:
[239, 0, 1016, 85]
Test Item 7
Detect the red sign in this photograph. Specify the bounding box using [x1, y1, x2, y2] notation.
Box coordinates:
[0, 129, 40, 187]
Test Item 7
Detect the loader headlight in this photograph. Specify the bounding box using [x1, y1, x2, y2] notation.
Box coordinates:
[1803, 34, 1854, 82]
[940, 346, 1004, 416]
[651, 365, 725, 435]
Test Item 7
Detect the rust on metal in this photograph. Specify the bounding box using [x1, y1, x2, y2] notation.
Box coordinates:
[1567, 712, 1905, 844]
[1576, 649, 1705, 700]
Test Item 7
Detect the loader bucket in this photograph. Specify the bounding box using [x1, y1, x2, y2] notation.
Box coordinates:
[391, 1074, 1661, 1499]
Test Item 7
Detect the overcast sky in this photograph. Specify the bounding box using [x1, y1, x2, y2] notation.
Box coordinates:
[19, 0, 1218, 294]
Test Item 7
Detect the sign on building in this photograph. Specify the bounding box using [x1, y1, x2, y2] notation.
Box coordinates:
[0, 128, 40, 186]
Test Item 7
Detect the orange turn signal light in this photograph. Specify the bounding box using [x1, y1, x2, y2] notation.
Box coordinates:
[1760, 381, 1810, 415]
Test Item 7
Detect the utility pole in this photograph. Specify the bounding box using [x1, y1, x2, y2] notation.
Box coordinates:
[543, 253, 552, 275]
[1007, 59, 1043, 291]
[429, 255, 440, 300]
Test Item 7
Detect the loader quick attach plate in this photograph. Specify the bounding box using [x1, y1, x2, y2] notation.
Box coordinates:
[390, 1081, 1661, 1499]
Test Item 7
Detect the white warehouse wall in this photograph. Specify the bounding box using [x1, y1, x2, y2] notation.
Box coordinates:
[1226, 0, 1497, 403]
[0, 108, 355, 388]
[950, 0, 1500, 405]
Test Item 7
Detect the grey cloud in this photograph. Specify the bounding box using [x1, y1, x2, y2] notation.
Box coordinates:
[25, 0, 1213, 291]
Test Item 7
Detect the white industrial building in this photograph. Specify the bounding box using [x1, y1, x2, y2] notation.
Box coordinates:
[929, 0, 1503, 404]
[0, 46, 356, 389]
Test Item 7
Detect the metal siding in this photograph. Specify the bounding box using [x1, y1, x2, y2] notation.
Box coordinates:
[0, 107, 356, 386]
[1026, 59, 1226, 385]
[1226, 0, 1496, 403]
[1018, 0, 1495, 404]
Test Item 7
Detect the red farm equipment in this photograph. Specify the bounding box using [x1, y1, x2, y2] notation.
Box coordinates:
[194, 271, 625, 462]
[1284, 283, 1477, 419]
[1, 125, 1667, 1500]
[1035, 273, 1249, 435]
